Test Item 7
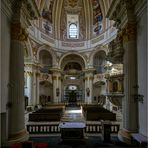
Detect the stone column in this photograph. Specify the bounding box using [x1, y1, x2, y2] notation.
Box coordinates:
[84, 75, 89, 103]
[89, 75, 93, 103]
[58, 73, 62, 103]
[84, 70, 94, 104]
[32, 71, 37, 106]
[8, 23, 29, 144]
[52, 70, 61, 103]
[118, 23, 138, 144]
[27, 71, 33, 106]
[36, 71, 40, 105]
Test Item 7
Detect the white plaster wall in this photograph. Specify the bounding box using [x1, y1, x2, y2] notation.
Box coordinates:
[137, 10, 148, 136]
[1, 6, 11, 113]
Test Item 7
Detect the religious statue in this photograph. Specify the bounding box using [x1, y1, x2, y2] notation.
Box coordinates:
[86, 88, 90, 96]
[56, 88, 60, 96]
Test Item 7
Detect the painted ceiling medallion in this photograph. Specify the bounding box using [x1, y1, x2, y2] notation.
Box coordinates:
[68, 0, 78, 7]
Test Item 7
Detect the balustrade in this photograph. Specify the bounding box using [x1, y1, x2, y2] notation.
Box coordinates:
[27, 123, 120, 134]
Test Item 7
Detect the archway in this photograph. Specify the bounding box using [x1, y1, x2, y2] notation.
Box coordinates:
[39, 50, 53, 73]
[60, 54, 85, 102]
[93, 50, 106, 74]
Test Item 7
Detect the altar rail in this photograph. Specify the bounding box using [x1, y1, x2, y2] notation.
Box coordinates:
[27, 123, 120, 134]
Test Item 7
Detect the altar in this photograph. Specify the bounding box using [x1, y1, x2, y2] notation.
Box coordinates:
[59, 122, 86, 140]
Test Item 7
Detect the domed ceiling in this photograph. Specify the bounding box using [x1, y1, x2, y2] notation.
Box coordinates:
[35, 0, 113, 41]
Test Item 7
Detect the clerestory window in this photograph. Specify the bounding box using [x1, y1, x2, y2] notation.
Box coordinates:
[69, 23, 78, 38]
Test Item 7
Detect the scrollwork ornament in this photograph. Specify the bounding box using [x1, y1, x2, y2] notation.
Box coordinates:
[122, 23, 136, 42]
[11, 23, 28, 41]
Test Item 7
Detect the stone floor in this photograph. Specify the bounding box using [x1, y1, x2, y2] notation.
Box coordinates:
[29, 135, 139, 148]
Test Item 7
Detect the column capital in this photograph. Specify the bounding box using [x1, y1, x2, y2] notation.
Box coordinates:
[11, 23, 28, 41]
[25, 71, 33, 77]
[84, 68, 95, 74]
[122, 23, 137, 42]
[50, 68, 62, 74]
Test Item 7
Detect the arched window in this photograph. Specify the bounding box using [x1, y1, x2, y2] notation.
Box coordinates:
[69, 23, 78, 38]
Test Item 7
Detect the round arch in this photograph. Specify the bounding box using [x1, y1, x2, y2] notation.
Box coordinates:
[37, 45, 57, 66]
[89, 47, 107, 66]
[59, 52, 87, 69]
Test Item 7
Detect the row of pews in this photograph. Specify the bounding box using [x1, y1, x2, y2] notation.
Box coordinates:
[28, 104, 116, 122]
[29, 106, 64, 122]
[83, 104, 116, 121]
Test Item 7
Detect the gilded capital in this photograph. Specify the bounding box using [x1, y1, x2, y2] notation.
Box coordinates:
[27, 71, 33, 76]
[122, 23, 136, 42]
[52, 76, 57, 80]
[89, 76, 94, 80]
[11, 23, 28, 41]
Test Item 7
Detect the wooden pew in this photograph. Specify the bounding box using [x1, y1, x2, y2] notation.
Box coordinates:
[82, 105, 116, 121]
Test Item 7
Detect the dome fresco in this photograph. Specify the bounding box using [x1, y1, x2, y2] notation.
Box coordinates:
[32, 0, 115, 51]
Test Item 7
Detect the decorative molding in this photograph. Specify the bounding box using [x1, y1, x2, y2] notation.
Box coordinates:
[11, 23, 28, 41]
[25, 71, 33, 76]
[107, 31, 124, 64]
[52, 76, 57, 80]
[122, 23, 137, 42]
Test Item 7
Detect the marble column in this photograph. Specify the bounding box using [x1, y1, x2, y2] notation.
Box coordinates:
[32, 71, 37, 106]
[84, 75, 89, 103]
[118, 23, 138, 144]
[36, 71, 40, 105]
[52, 71, 61, 103]
[58, 74, 62, 103]
[8, 23, 29, 144]
[27, 72, 33, 106]
[84, 72, 94, 104]
[89, 75, 93, 103]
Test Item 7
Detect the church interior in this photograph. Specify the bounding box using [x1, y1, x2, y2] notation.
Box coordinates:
[1, 0, 148, 147]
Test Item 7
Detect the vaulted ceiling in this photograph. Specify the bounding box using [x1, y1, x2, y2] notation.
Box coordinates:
[34, 0, 113, 40]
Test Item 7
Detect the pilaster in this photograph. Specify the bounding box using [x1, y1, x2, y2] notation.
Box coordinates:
[51, 69, 62, 103]
[84, 68, 95, 103]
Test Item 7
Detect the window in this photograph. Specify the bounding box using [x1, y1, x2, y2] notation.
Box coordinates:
[69, 85, 77, 90]
[69, 23, 77, 38]
[67, 14, 79, 39]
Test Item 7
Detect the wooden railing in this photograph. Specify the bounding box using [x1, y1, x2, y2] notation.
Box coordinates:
[27, 123, 120, 134]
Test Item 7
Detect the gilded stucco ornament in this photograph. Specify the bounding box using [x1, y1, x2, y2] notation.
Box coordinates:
[107, 31, 124, 64]
[68, 0, 78, 7]
[11, 23, 28, 41]
[26, 71, 33, 76]
[33, 47, 38, 58]
[122, 23, 136, 42]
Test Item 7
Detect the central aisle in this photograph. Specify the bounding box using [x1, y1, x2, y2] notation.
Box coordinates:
[60, 105, 85, 122]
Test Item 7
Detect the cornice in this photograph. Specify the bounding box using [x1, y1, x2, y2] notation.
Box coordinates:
[50, 68, 62, 73]
[83, 68, 95, 73]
